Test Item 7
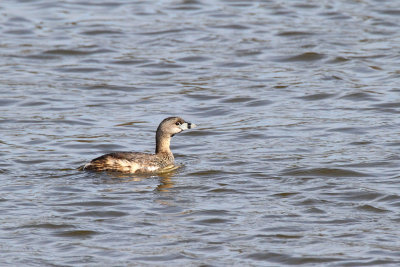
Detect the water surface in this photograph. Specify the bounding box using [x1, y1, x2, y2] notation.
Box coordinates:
[1, 0, 400, 266]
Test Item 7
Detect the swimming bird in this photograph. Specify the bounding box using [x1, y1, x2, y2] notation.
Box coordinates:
[80, 117, 196, 173]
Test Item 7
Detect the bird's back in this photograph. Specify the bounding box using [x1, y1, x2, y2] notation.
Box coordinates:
[81, 152, 174, 173]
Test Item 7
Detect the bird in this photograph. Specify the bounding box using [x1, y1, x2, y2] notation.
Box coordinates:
[79, 117, 196, 173]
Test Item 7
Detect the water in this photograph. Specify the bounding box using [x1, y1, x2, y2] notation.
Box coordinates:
[1, 0, 400, 265]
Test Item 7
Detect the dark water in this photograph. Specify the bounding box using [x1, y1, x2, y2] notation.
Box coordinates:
[1, 0, 400, 265]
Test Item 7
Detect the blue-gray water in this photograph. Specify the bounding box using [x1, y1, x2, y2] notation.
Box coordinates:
[1, 0, 400, 266]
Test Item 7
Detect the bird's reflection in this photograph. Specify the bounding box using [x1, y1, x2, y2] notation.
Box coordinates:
[91, 166, 180, 192]
[156, 171, 177, 192]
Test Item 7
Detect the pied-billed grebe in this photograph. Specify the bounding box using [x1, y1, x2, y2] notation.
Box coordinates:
[80, 117, 196, 173]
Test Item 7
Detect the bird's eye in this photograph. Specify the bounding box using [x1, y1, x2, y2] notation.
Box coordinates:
[175, 122, 181, 126]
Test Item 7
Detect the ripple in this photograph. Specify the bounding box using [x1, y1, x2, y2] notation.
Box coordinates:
[273, 234, 302, 239]
[141, 70, 174, 76]
[14, 159, 47, 165]
[193, 218, 230, 225]
[18, 101, 48, 107]
[83, 84, 142, 92]
[44, 48, 113, 56]
[58, 201, 118, 207]
[297, 93, 337, 101]
[348, 140, 372, 145]
[132, 253, 188, 262]
[71, 211, 128, 218]
[186, 94, 223, 100]
[327, 127, 367, 135]
[246, 252, 340, 264]
[217, 62, 252, 68]
[378, 9, 400, 16]
[305, 207, 326, 214]
[282, 167, 370, 177]
[139, 62, 184, 69]
[275, 52, 325, 62]
[188, 170, 231, 176]
[81, 29, 123, 36]
[138, 28, 195, 35]
[56, 67, 106, 73]
[210, 24, 250, 30]
[337, 191, 383, 202]
[182, 209, 231, 217]
[109, 59, 151, 65]
[373, 102, 400, 108]
[356, 204, 389, 213]
[208, 188, 242, 194]
[177, 56, 211, 62]
[276, 31, 314, 36]
[0, 99, 19, 106]
[327, 56, 350, 64]
[192, 106, 231, 117]
[319, 11, 352, 20]
[63, 143, 126, 151]
[235, 49, 262, 57]
[272, 192, 299, 198]
[55, 230, 99, 238]
[21, 223, 72, 229]
[4, 29, 33, 35]
[52, 119, 93, 126]
[292, 4, 318, 9]
[340, 91, 378, 101]
[221, 96, 255, 103]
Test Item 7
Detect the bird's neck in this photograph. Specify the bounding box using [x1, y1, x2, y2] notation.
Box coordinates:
[155, 132, 172, 155]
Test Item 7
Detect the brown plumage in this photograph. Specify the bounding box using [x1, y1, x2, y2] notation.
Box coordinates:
[80, 117, 196, 173]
